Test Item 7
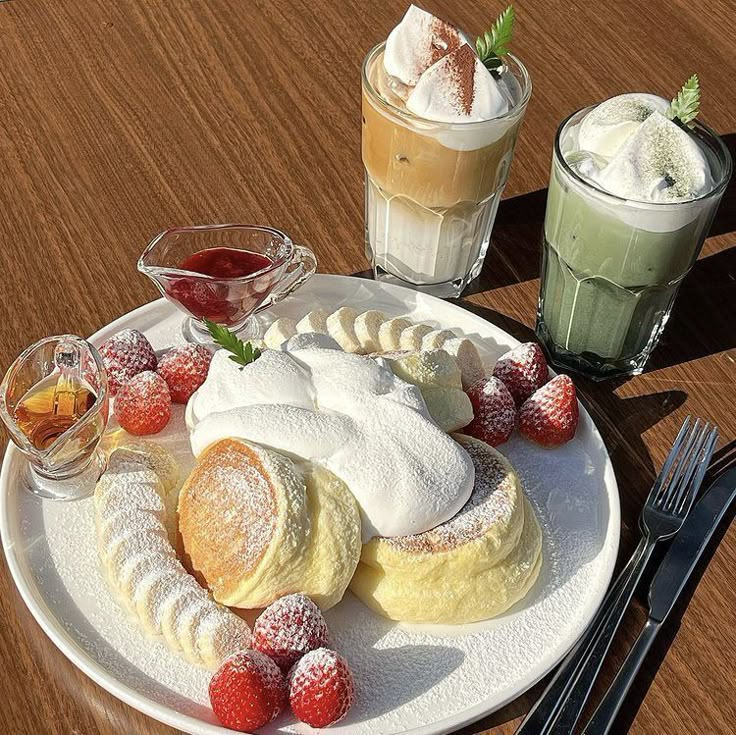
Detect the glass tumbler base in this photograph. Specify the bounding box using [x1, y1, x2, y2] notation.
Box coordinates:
[372, 264, 473, 299]
[535, 317, 649, 381]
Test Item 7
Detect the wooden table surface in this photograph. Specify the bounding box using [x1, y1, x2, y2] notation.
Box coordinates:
[1, 1, 735, 733]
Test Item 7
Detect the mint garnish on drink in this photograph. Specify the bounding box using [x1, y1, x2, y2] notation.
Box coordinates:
[205, 319, 262, 368]
[666, 75, 700, 129]
[475, 5, 515, 72]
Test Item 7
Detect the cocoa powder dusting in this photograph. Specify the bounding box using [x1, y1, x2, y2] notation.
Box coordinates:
[448, 45, 477, 116]
[428, 18, 462, 66]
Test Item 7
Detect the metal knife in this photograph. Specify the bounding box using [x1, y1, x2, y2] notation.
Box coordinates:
[581, 466, 736, 735]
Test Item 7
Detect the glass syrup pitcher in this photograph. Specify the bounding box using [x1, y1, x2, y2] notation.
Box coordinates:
[0, 335, 110, 500]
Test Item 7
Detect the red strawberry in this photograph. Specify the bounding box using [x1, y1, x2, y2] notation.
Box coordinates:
[114, 371, 171, 435]
[253, 594, 330, 671]
[209, 650, 287, 732]
[289, 648, 354, 728]
[492, 342, 549, 406]
[157, 344, 212, 403]
[99, 329, 157, 395]
[464, 376, 516, 447]
[518, 374, 579, 448]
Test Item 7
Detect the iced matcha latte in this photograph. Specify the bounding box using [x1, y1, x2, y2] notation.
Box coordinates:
[362, 5, 530, 297]
[537, 79, 732, 378]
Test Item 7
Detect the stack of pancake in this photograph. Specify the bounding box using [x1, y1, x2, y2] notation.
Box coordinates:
[178, 321, 543, 625]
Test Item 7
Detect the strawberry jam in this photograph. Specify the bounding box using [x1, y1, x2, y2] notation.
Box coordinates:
[178, 247, 273, 279]
[165, 248, 279, 326]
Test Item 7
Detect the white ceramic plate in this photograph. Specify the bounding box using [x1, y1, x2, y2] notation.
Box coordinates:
[0, 275, 619, 735]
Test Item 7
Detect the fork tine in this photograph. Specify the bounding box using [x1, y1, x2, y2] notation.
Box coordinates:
[665, 421, 712, 511]
[676, 427, 719, 516]
[654, 418, 700, 507]
[662, 421, 713, 512]
[648, 416, 692, 505]
[660, 419, 708, 512]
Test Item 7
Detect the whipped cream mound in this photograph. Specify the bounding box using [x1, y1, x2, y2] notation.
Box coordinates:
[384, 4, 463, 86]
[188, 348, 475, 540]
[577, 93, 669, 160]
[569, 93, 713, 202]
[407, 44, 511, 122]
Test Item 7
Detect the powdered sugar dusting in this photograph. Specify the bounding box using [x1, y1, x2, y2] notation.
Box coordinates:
[388, 436, 516, 553]
[4, 293, 619, 734]
[179, 440, 277, 584]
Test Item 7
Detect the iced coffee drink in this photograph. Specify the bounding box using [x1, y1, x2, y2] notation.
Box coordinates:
[362, 5, 530, 297]
[538, 79, 732, 378]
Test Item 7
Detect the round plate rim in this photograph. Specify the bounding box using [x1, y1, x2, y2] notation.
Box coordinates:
[0, 274, 620, 735]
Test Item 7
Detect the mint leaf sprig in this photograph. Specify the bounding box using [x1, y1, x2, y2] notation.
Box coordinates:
[205, 319, 262, 368]
[666, 75, 700, 129]
[475, 5, 515, 72]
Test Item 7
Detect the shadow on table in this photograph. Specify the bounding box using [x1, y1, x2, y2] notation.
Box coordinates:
[465, 187, 548, 294]
[645, 244, 736, 371]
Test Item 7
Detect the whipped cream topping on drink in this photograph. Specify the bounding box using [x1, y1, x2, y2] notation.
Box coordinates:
[375, 4, 515, 124]
[384, 4, 463, 87]
[565, 93, 714, 202]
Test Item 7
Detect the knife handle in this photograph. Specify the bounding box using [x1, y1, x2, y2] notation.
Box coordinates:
[515, 537, 648, 734]
[581, 618, 661, 735]
[547, 539, 656, 734]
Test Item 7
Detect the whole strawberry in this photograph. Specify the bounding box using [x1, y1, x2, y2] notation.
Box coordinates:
[114, 370, 171, 435]
[492, 342, 548, 407]
[464, 376, 516, 446]
[99, 329, 157, 395]
[518, 374, 579, 448]
[209, 650, 287, 732]
[289, 648, 354, 728]
[157, 344, 212, 403]
[253, 593, 330, 671]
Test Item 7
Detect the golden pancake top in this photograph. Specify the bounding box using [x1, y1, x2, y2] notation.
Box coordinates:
[385, 435, 519, 554]
[178, 439, 277, 601]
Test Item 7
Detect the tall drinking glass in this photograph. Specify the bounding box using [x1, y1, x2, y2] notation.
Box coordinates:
[361, 43, 531, 299]
[537, 108, 732, 379]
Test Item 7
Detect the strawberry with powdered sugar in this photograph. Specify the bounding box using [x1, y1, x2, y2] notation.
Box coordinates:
[289, 647, 355, 728]
[492, 342, 549, 406]
[464, 376, 517, 447]
[518, 374, 579, 448]
[209, 650, 287, 732]
[253, 593, 330, 671]
[99, 328, 157, 395]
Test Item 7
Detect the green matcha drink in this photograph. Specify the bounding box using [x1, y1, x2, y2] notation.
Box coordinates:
[537, 81, 732, 379]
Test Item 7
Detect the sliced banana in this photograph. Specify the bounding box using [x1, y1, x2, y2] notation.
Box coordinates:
[264, 317, 297, 349]
[378, 317, 413, 352]
[354, 310, 388, 353]
[117, 551, 179, 605]
[172, 596, 217, 664]
[326, 306, 361, 352]
[108, 441, 181, 495]
[97, 509, 163, 554]
[442, 337, 486, 389]
[133, 563, 191, 634]
[95, 447, 252, 669]
[399, 324, 434, 352]
[160, 585, 209, 652]
[421, 329, 456, 351]
[195, 607, 252, 668]
[296, 308, 329, 335]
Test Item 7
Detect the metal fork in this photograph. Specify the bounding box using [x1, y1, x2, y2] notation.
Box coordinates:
[516, 416, 719, 735]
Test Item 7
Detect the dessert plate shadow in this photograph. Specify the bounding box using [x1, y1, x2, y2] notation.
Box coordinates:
[0, 274, 620, 735]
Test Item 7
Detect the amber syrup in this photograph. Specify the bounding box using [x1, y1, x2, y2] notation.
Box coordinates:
[13, 374, 96, 450]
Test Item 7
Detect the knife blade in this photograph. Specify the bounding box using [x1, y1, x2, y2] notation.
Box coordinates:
[648, 465, 736, 623]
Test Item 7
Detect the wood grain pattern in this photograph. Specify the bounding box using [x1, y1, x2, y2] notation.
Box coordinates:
[0, 1, 734, 733]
